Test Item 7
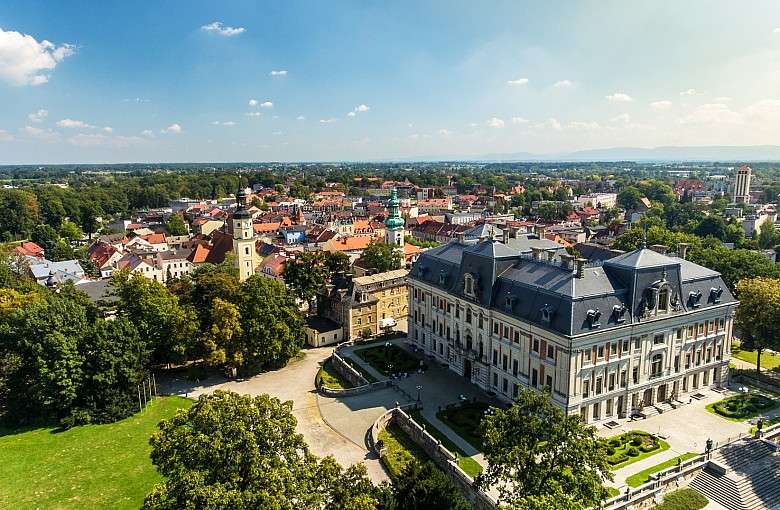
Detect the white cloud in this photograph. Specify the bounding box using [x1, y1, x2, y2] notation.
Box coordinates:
[248, 99, 258, 107]
[438, 129, 452, 136]
[296, 115, 305, 121]
[650, 100, 673, 110]
[211, 120, 235, 126]
[774, 27, 780, 33]
[553, 79, 573, 88]
[355, 104, 370, 113]
[346, 111, 356, 117]
[319, 118, 337, 124]
[506, 77, 529, 86]
[67, 133, 143, 148]
[260, 101, 273, 108]
[140, 129, 155, 138]
[408, 133, 420, 140]
[200, 21, 245, 37]
[567, 121, 600, 131]
[103, 126, 113, 133]
[272, 131, 283, 136]
[28, 109, 48, 123]
[0, 28, 74, 86]
[22, 125, 60, 141]
[0, 129, 13, 142]
[487, 117, 505, 128]
[679, 88, 700, 96]
[678, 103, 742, 125]
[56, 118, 94, 129]
[610, 113, 631, 124]
[270, 70, 288, 76]
[245, 111, 262, 117]
[511, 116, 529, 125]
[714, 96, 733, 102]
[161, 123, 182, 134]
[122, 97, 150, 104]
[606, 92, 633, 103]
[534, 118, 563, 131]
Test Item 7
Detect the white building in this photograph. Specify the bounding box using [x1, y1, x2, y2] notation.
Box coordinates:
[733, 165, 752, 204]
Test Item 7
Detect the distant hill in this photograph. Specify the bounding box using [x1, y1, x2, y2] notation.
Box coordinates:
[406, 145, 780, 162]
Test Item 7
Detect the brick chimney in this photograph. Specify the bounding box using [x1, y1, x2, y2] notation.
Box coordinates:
[649, 244, 667, 255]
[560, 253, 574, 270]
[575, 258, 587, 278]
[677, 242, 689, 260]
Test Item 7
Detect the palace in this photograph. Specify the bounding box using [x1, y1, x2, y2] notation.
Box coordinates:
[407, 237, 737, 424]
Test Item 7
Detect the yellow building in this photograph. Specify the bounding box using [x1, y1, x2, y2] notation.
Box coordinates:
[321, 268, 409, 340]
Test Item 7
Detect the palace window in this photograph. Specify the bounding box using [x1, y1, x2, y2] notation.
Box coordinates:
[651, 353, 663, 378]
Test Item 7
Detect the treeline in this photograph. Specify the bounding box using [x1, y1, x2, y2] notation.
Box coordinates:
[0, 259, 305, 428]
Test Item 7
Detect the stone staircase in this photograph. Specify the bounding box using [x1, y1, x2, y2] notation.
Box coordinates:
[654, 401, 675, 414]
[689, 440, 780, 510]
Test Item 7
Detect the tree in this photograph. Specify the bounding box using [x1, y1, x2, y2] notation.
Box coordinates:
[0, 189, 39, 236]
[694, 216, 727, 240]
[112, 271, 198, 366]
[142, 391, 380, 510]
[476, 388, 611, 508]
[202, 298, 243, 367]
[79, 202, 103, 240]
[59, 220, 84, 241]
[734, 277, 780, 375]
[361, 241, 403, 273]
[757, 219, 779, 249]
[283, 251, 331, 305]
[165, 213, 188, 236]
[238, 276, 305, 371]
[386, 460, 470, 510]
[31, 224, 60, 255]
[50, 239, 75, 261]
[190, 263, 241, 329]
[617, 187, 643, 210]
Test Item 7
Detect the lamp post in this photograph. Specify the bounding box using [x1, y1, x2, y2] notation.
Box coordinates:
[416, 385, 422, 402]
[705, 438, 713, 459]
[385, 341, 391, 371]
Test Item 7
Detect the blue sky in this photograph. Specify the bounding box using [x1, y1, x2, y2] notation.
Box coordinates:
[2, 1, 780, 163]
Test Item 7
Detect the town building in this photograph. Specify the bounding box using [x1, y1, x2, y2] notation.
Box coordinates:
[232, 188, 258, 282]
[733, 165, 752, 204]
[407, 238, 737, 424]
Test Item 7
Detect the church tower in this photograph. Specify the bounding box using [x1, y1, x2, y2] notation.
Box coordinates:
[233, 188, 255, 282]
[385, 188, 405, 248]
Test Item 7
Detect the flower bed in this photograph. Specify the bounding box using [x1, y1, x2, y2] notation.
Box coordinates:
[709, 393, 777, 421]
[605, 430, 669, 468]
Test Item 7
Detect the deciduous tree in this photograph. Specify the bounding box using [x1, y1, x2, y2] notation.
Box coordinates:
[734, 277, 780, 374]
[361, 240, 403, 273]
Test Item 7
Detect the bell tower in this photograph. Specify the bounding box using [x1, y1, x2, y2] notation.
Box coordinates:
[233, 188, 255, 281]
[384, 188, 405, 248]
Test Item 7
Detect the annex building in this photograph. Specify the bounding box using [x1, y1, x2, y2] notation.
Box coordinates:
[407, 237, 737, 424]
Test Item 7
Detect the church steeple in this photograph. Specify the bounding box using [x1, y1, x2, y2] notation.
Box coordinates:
[233, 187, 255, 281]
[385, 188, 405, 248]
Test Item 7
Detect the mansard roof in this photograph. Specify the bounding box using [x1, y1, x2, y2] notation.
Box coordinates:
[409, 238, 737, 338]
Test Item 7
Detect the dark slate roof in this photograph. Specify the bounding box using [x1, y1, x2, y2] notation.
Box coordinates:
[409, 239, 737, 338]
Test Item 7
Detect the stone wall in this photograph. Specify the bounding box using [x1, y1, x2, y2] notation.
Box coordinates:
[371, 406, 498, 510]
[331, 350, 369, 387]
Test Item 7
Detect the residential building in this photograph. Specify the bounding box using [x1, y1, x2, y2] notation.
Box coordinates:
[407, 238, 737, 424]
[733, 165, 752, 204]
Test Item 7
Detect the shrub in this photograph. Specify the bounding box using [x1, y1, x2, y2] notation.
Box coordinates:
[631, 437, 642, 447]
[640, 443, 659, 453]
[606, 446, 616, 455]
[627, 447, 640, 457]
[607, 453, 628, 465]
[608, 438, 621, 447]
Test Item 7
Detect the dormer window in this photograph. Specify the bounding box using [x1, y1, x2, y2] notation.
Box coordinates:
[689, 290, 703, 308]
[541, 304, 554, 323]
[586, 309, 602, 329]
[612, 304, 627, 324]
[464, 273, 475, 297]
[710, 286, 723, 304]
[657, 287, 669, 313]
[505, 294, 516, 310]
[438, 271, 446, 285]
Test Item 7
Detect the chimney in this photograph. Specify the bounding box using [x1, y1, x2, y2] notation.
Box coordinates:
[502, 228, 509, 244]
[457, 232, 466, 244]
[531, 246, 544, 261]
[509, 226, 518, 239]
[546, 249, 556, 262]
[575, 258, 587, 279]
[649, 244, 667, 255]
[677, 242, 689, 260]
[560, 253, 574, 270]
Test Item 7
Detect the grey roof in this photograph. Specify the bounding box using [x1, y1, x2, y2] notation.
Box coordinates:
[29, 259, 85, 281]
[409, 239, 737, 338]
[464, 223, 502, 240]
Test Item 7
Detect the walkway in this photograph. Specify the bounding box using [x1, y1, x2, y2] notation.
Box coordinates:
[157, 346, 388, 483]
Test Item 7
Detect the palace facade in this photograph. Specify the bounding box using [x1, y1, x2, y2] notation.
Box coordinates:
[407, 238, 737, 424]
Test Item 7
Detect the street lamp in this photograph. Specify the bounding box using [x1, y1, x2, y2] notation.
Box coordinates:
[705, 438, 713, 459]
[416, 385, 422, 402]
[385, 341, 391, 371]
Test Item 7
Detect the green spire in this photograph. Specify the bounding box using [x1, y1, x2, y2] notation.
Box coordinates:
[385, 188, 404, 229]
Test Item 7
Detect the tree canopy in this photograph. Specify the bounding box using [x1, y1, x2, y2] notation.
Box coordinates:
[476, 388, 611, 508]
[361, 241, 403, 273]
[734, 277, 780, 374]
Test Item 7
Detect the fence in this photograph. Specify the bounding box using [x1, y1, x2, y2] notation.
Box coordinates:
[370, 405, 498, 510]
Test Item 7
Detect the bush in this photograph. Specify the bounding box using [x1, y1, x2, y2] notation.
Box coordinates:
[631, 437, 642, 447]
[628, 447, 640, 457]
[606, 446, 616, 455]
[641, 442, 660, 453]
[607, 453, 628, 465]
[609, 438, 621, 447]
[653, 488, 707, 510]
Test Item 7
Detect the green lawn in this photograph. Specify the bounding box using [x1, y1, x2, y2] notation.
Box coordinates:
[605, 430, 670, 469]
[0, 396, 192, 510]
[354, 344, 425, 376]
[408, 409, 482, 478]
[436, 401, 491, 451]
[705, 393, 777, 422]
[317, 359, 354, 389]
[378, 423, 431, 480]
[732, 345, 780, 371]
[625, 452, 698, 487]
[751, 415, 780, 434]
[651, 488, 707, 510]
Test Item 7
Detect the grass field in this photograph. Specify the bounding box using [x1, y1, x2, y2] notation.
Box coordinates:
[651, 488, 707, 510]
[732, 345, 780, 371]
[436, 401, 491, 451]
[354, 344, 425, 376]
[626, 452, 698, 487]
[317, 359, 354, 389]
[408, 409, 482, 478]
[0, 396, 192, 510]
[378, 423, 431, 480]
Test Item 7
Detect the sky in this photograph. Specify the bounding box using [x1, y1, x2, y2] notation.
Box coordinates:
[3, 1, 780, 163]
